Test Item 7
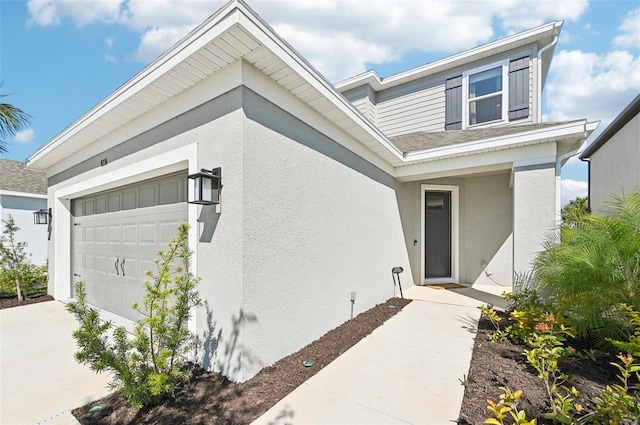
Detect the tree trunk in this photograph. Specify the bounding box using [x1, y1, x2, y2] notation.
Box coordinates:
[15, 277, 24, 301]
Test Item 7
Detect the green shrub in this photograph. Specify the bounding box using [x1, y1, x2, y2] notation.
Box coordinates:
[534, 192, 640, 347]
[67, 223, 201, 409]
[0, 215, 48, 300]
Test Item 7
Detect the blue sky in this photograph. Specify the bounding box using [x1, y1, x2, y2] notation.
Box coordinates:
[2, 0, 639, 204]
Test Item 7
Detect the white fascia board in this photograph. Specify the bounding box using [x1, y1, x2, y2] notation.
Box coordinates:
[335, 20, 562, 93]
[0, 190, 48, 199]
[233, 6, 404, 163]
[401, 120, 592, 165]
[395, 143, 557, 182]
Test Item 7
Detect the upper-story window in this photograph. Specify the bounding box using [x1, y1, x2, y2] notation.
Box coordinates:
[445, 56, 530, 131]
[466, 64, 506, 126]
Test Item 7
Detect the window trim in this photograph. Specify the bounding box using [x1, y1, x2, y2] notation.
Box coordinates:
[462, 60, 509, 129]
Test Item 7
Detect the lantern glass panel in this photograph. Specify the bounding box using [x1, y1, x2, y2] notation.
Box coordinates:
[202, 176, 213, 202]
[193, 176, 202, 202]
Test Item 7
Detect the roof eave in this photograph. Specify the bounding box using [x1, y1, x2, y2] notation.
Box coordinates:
[335, 20, 563, 93]
[399, 120, 597, 165]
[580, 94, 640, 159]
[26, 0, 404, 171]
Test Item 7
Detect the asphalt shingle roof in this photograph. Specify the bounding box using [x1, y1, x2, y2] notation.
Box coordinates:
[389, 121, 577, 154]
[0, 159, 47, 194]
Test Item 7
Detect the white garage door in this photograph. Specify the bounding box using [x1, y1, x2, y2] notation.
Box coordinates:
[72, 172, 188, 321]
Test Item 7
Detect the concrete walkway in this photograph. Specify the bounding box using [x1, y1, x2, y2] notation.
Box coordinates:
[0, 301, 111, 425]
[253, 284, 509, 425]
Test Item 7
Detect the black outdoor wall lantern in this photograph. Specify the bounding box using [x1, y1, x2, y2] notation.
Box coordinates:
[34, 208, 52, 225]
[188, 167, 222, 205]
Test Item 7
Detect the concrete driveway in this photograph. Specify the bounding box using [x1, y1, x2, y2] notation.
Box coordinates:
[0, 301, 111, 425]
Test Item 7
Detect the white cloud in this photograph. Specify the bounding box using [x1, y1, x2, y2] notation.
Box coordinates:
[27, 0, 123, 27]
[26, 0, 590, 82]
[613, 7, 640, 49]
[13, 129, 35, 143]
[130, 25, 197, 63]
[497, 1, 588, 33]
[545, 49, 640, 124]
[104, 54, 117, 63]
[105, 36, 117, 48]
[562, 179, 588, 206]
[272, 24, 399, 82]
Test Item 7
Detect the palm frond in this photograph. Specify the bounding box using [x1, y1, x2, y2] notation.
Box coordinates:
[0, 82, 31, 153]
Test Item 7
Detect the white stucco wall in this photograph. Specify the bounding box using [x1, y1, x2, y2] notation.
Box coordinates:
[0, 194, 48, 265]
[237, 89, 411, 381]
[461, 173, 513, 286]
[589, 113, 640, 213]
[512, 164, 556, 275]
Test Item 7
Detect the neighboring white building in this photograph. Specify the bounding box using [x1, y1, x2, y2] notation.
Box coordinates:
[580, 94, 640, 213]
[0, 159, 48, 265]
[25, 1, 597, 381]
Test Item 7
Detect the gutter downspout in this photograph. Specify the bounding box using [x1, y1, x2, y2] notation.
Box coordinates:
[537, 34, 558, 122]
[555, 123, 590, 223]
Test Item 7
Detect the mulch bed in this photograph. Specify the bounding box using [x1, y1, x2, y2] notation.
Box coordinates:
[0, 293, 53, 309]
[458, 313, 621, 424]
[73, 297, 412, 425]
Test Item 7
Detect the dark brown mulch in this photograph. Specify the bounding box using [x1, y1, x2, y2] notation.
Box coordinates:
[0, 293, 53, 309]
[73, 297, 412, 425]
[458, 314, 621, 424]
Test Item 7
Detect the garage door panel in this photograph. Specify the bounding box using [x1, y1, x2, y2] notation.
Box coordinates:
[160, 220, 182, 244]
[159, 179, 181, 205]
[140, 185, 156, 207]
[85, 200, 95, 215]
[122, 225, 137, 245]
[74, 253, 84, 268]
[96, 197, 108, 214]
[108, 194, 121, 212]
[95, 226, 107, 243]
[85, 254, 95, 270]
[108, 225, 121, 244]
[139, 223, 157, 245]
[119, 258, 137, 280]
[123, 190, 137, 210]
[107, 280, 123, 313]
[85, 227, 95, 243]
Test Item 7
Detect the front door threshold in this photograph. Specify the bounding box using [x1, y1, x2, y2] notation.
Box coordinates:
[423, 278, 455, 285]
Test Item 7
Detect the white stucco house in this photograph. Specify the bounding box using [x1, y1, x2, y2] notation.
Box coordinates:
[580, 94, 640, 213]
[0, 159, 48, 265]
[26, 1, 597, 381]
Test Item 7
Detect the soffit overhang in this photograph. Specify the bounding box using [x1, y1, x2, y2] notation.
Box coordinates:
[26, 0, 404, 170]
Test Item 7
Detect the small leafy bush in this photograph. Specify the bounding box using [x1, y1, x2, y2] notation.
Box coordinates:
[534, 192, 640, 347]
[0, 215, 47, 300]
[485, 387, 536, 425]
[67, 223, 201, 409]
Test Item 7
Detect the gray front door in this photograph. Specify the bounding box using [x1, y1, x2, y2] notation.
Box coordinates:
[424, 191, 451, 279]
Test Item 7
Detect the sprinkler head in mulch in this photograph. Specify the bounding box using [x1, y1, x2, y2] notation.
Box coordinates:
[302, 360, 314, 367]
